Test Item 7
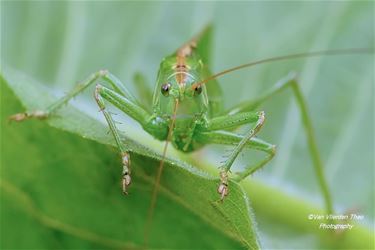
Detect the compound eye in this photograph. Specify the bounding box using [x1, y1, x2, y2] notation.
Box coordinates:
[193, 85, 202, 96]
[161, 83, 171, 96]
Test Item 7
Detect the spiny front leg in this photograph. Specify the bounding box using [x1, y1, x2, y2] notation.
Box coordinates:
[219, 111, 265, 200]
[95, 85, 133, 195]
[94, 84, 151, 195]
[206, 111, 266, 200]
[197, 129, 276, 201]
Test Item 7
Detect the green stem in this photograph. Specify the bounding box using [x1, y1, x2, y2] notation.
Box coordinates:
[243, 179, 373, 249]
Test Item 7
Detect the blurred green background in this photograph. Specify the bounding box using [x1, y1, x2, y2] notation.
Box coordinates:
[1, 1, 374, 249]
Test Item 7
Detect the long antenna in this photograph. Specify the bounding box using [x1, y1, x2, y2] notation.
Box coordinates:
[191, 48, 373, 89]
[144, 99, 179, 246]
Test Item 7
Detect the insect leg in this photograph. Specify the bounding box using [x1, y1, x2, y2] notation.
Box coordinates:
[9, 70, 139, 121]
[225, 72, 333, 214]
[197, 131, 275, 180]
[207, 111, 262, 131]
[203, 111, 266, 200]
[95, 84, 151, 195]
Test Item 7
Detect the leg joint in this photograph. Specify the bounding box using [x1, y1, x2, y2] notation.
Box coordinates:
[94, 84, 102, 98]
[270, 144, 277, 156]
[258, 111, 265, 125]
[97, 69, 109, 78]
[254, 111, 266, 133]
[94, 84, 105, 110]
[121, 152, 131, 168]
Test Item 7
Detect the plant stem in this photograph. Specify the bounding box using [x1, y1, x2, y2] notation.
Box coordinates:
[243, 179, 373, 249]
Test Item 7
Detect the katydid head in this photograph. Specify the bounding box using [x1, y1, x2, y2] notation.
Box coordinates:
[155, 71, 209, 117]
[159, 72, 204, 99]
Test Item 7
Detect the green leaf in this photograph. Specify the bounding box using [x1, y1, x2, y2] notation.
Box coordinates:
[1, 67, 259, 248]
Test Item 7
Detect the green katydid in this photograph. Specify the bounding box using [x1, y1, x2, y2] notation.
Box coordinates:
[9, 26, 371, 235]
